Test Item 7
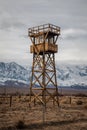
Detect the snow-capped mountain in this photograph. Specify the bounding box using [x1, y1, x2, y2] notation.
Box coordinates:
[0, 62, 30, 87]
[0, 62, 87, 87]
[56, 64, 87, 87]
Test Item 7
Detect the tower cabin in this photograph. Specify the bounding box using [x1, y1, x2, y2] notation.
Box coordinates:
[28, 23, 60, 54]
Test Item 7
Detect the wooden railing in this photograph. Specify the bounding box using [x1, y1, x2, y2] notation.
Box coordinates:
[28, 23, 60, 37]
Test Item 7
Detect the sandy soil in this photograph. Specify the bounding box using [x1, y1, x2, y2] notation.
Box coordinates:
[0, 95, 87, 130]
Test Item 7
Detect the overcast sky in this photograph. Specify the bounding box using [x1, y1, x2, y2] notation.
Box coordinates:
[0, 0, 87, 65]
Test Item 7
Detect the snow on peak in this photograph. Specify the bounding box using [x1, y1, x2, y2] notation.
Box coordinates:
[0, 62, 87, 87]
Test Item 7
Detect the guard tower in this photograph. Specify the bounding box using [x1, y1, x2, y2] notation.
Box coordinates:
[28, 23, 60, 107]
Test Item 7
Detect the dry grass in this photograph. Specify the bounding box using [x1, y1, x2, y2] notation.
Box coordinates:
[0, 95, 87, 130]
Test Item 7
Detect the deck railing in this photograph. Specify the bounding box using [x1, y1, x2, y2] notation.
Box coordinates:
[28, 23, 60, 36]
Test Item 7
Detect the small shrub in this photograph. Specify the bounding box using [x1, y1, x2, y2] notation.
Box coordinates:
[18, 95, 21, 98]
[16, 120, 25, 129]
[75, 93, 87, 97]
[84, 105, 87, 109]
[26, 93, 29, 96]
[76, 100, 83, 105]
[37, 101, 43, 105]
[0, 101, 2, 104]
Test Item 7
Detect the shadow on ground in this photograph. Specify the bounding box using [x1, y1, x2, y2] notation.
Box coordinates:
[1, 118, 87, 130]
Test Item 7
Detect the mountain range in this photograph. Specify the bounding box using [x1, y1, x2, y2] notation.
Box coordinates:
[0, 62, 87, 88]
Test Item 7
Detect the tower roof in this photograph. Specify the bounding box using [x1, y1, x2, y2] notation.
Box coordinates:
[28, 23, 60, 37]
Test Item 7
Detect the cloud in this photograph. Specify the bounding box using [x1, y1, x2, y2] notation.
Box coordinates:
[0, 0, 87, 65]
[62, 28, 87, 40]
[0, 16, 26, 31]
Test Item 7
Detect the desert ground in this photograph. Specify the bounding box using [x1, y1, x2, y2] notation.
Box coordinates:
[0, 95, 87, 130]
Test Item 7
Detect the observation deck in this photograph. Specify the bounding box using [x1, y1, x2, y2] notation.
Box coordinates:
[29, 23, 60, 54]
[28, 23, 60, 37]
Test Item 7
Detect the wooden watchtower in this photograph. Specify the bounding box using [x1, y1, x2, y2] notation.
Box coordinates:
[28, 23, 60, 107]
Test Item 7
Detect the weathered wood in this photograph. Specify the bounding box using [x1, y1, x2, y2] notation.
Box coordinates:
[30, 43, 58, 53]
[28, 23, 60, 37]
[28, 23, 60, 107]
[10, 95, 12, 107]
[0, 95, 12, 107]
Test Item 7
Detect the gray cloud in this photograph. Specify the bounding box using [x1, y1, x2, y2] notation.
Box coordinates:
[0, 0, 87, 65]
[62, 28, 87, 40]
[0, 18, 26, 31]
